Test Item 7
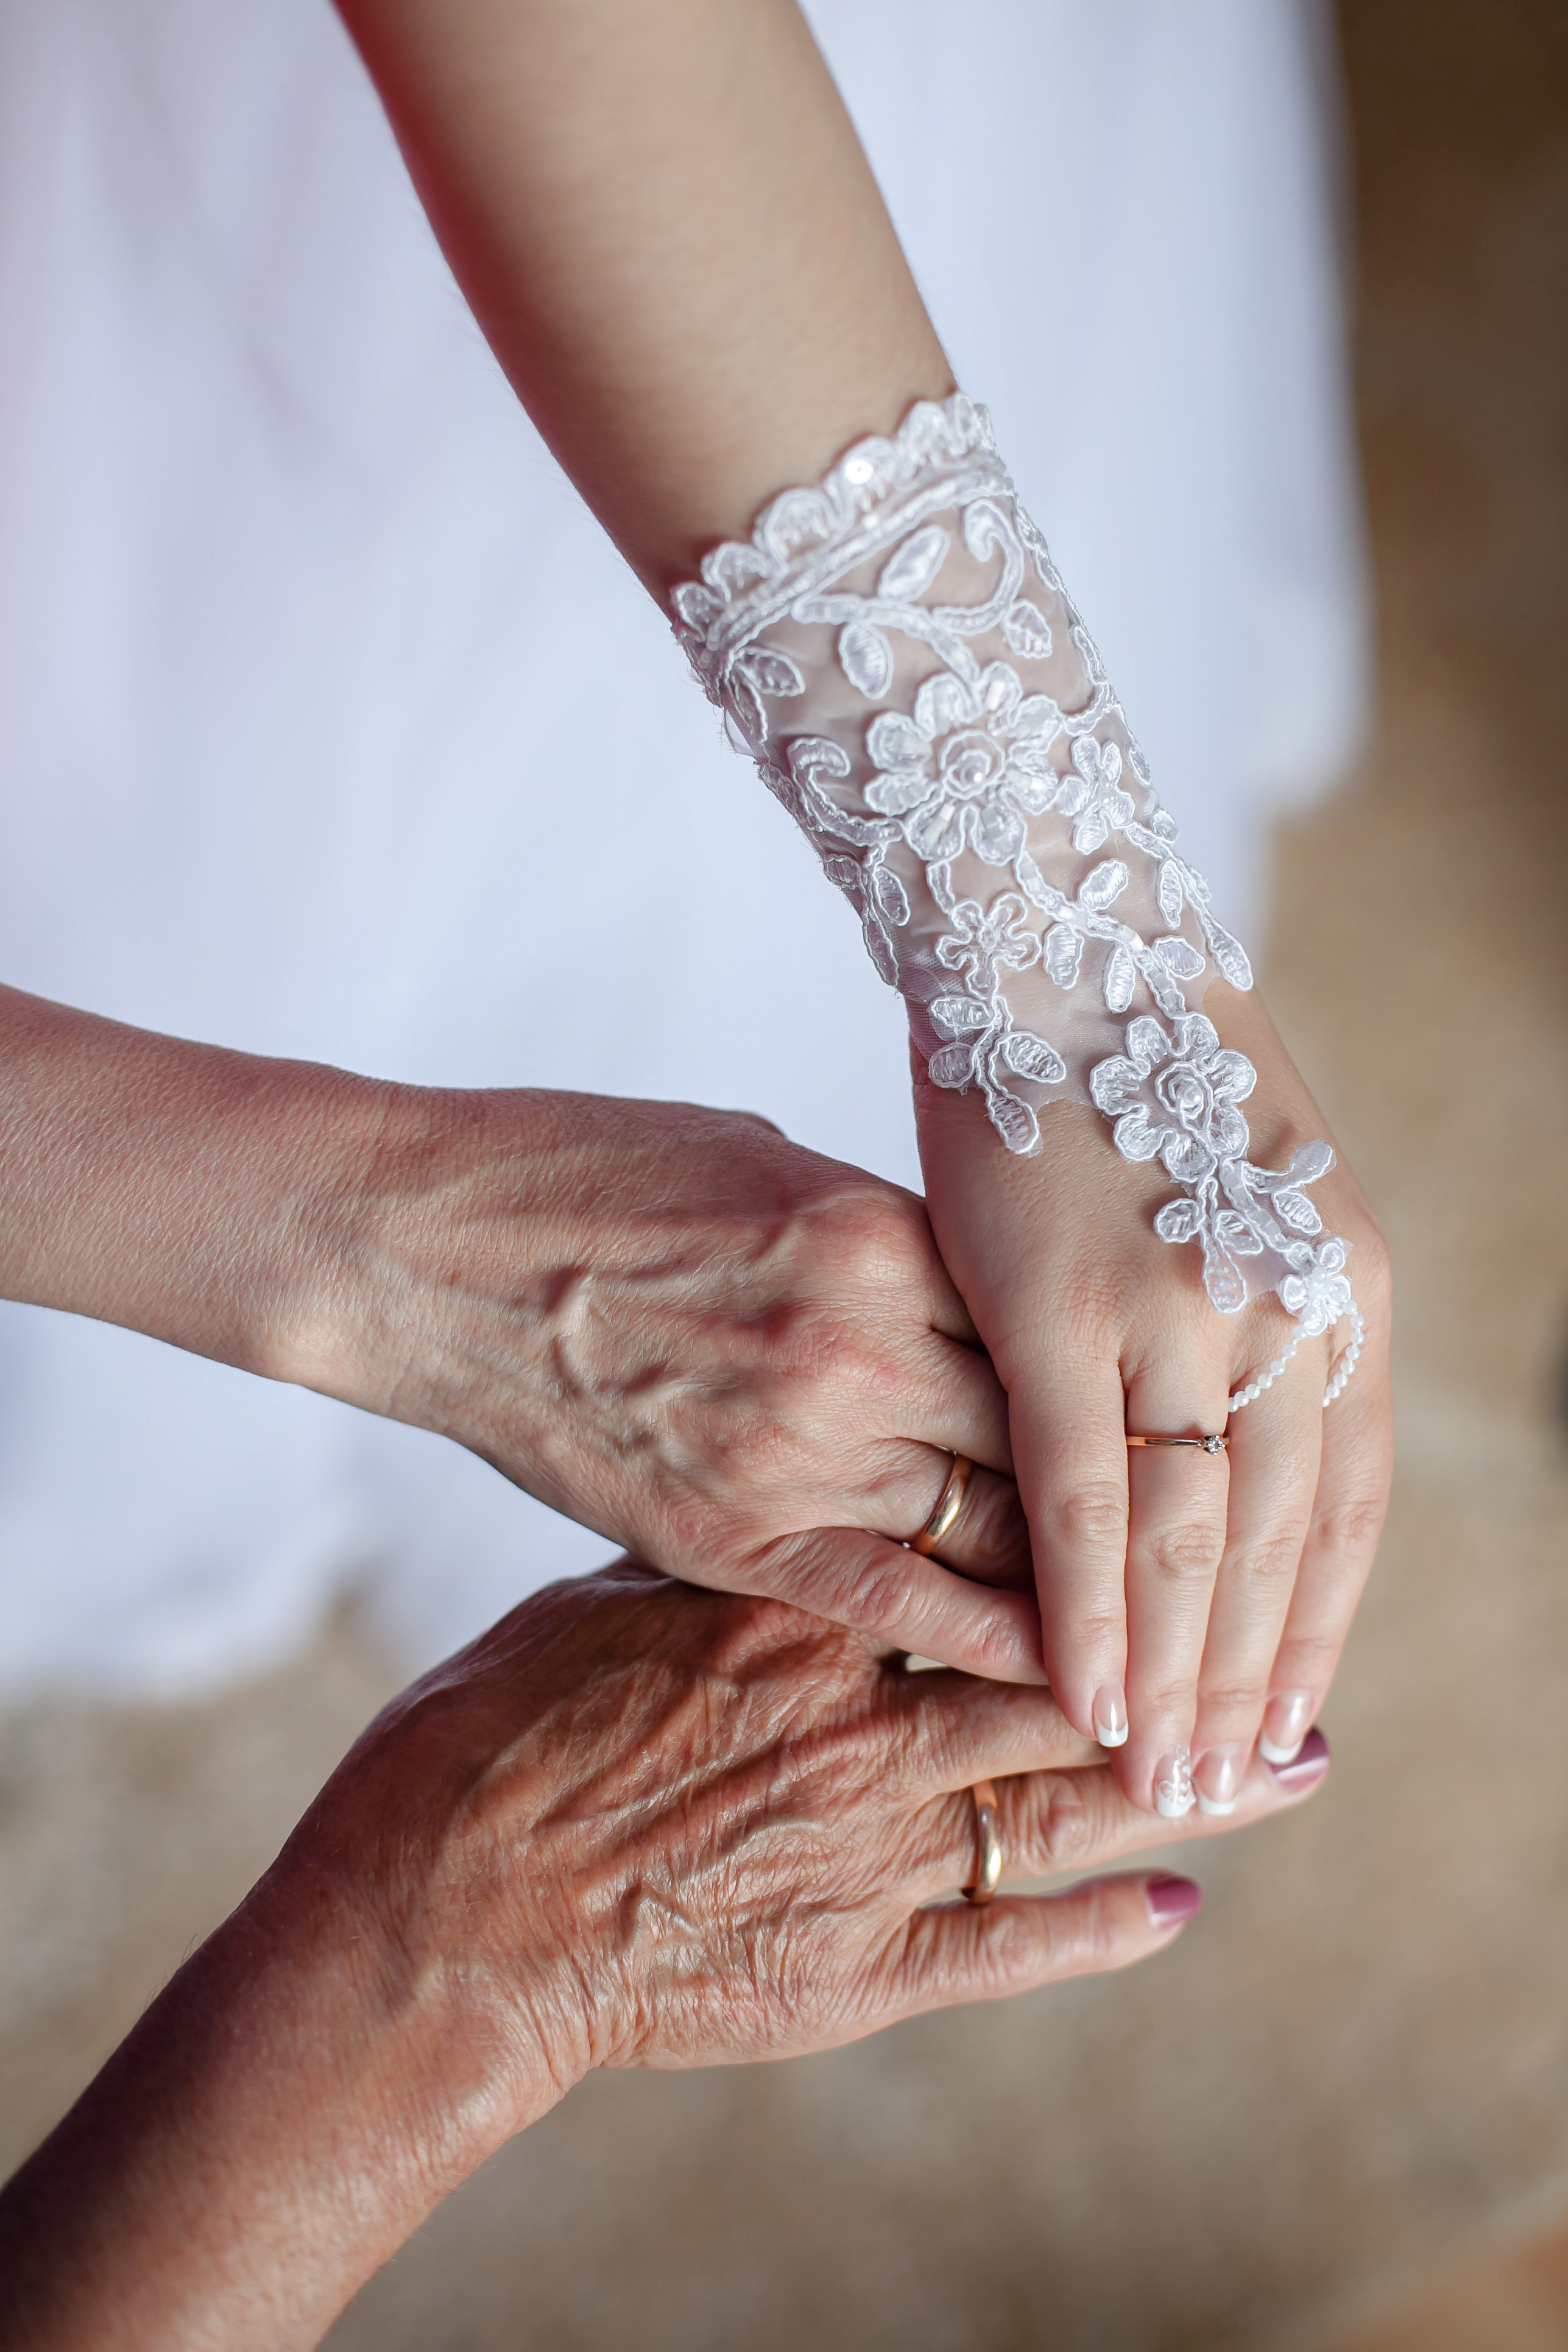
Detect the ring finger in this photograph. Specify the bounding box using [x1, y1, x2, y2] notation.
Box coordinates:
[1119, 1341, 1234, 1812]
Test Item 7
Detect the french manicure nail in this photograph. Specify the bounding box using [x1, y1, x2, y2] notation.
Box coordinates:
[1092, 1681, 1128, 1748]
[1259, 1691, 1316, 1765]
[1268, 1726, 1330, 1791]
[1146, 1874, 1203, 1928]
[1194, 1745, 1249, 1817]
[1153, 1748, 1195, 1818]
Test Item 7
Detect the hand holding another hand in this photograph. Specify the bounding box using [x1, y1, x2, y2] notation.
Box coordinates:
[0, 1563, 1330, 2351]
[314, 1087, 1045, 1676]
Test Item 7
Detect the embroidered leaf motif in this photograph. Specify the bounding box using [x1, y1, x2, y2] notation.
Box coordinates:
[787, 735, 850, 785]
[1103, 945, 1137, 1013]
[1124, 1015, 1171, 1071]
[1271, 1188, 1323, 1235]
[1154, 1198, 1202, 1245]
[733, 648, 805, 698]
[877, 526, 950, 604]
[1001, 599, 1053, 661]
[990, 1089, 1040, 1155]
[1213, 1211, 1266, 1255]
[1282, 1140, 1335, 1186]
[838, 622, 893, 701]
[928, 1042, 975, 1089]
[1153, 934, 1205, 981]
[1158, 861, 1185, 925]
[1201, 1248, 1251, 1315]
[822, 855, 861, 895]
[1204, 917, 1254, 991]
[1042, 923, 1084, 989]
[1003, 1031, 1067, 1084]
[930, 995, 991, 1037]
[870, 864, 909, 925]
[1206, 1048, 1256, 1103]
[1078, 860, 1129, 913]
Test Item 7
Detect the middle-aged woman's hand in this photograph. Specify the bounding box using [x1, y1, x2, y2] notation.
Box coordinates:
[0, 991, 1034, 1676]
[311, 1082, 1046, 1675]
[0, 1562, 1330, 2351]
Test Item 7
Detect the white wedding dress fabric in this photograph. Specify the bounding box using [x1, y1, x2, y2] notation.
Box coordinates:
[0, 0, 1367, 1697]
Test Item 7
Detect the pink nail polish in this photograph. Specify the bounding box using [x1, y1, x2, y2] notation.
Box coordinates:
[1269, 1726, 1330, 1790]
[1259, 1691, 1316, 1765]
[1146, 1874, 1203, 1928]
[1153, 1748, 1195, 1818]
[1092, 1681, 1128, 1748]
[1194, 1745, 1249, 1816]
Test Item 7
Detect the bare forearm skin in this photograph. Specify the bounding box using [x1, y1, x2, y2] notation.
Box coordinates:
[0, 984, 392, 1381]
[334, 0, 953, 591]
[0, 1865, 563, 2352]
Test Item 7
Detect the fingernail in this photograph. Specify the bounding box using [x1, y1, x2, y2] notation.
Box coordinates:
[1259, 1691, 1316, 1765]
[1153, 1748, 1195, 1818]
[1092, 1681, 1128, 1748]
[1146, 1874, 1203, 1929]
[1268, 1726, 1330, 1791]
[1194, 1745, 1249, 1817]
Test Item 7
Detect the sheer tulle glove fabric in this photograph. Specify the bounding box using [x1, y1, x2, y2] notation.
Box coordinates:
[673, 395, 1360, 1410]
[673, 395, 1390, 1815]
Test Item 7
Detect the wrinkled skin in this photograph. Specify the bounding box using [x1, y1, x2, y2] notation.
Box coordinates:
[0, 1566, 1329, 2352]
[300, 1561, 1321, 2086]
[317, 1090, 1045, 1679]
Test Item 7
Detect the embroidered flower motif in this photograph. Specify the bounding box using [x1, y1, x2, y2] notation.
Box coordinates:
[1278, 1237, 1355, 1336]
[865, 662, 1061, 866]
[933, 889, 1042, 988]
[1087, 1014, 1255, 1189]
[671, 392, 1359, 1400]
[1055, 733, 1136, 855]
[1090, 1015, 1343, 1322]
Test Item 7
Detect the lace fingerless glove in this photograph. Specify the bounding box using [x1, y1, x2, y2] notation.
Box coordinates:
[671, 395, 1360, 1408]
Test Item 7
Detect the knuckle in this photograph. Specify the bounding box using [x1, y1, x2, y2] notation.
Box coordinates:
[813, 1184, 928, 1295]
[1029, 1773, 1100, 1872]
[1059, 1605, 1126, 1656]
[952, 1479, 1030, 1581]
[1228, 1527, 1308, 1592]
[1198, 1676, 1270, 1722]
[1313, 1493, 1388, 1561]
[833, 1547, 923, 1639]
[1145, 1520, 1227, 1586]
[1050, 1482, 1129, 1556]
[691, 1589, 825, 1682]
[1276, 1630, 1343, 1685]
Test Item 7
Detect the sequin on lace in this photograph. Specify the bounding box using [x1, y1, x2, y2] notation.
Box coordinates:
[672, 395, 1358, 1406]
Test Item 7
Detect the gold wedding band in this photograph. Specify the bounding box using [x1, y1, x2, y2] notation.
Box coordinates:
[965, 1779, 1003, 1906]
[1126, 1433, 1228, 1455]
[909, 1453, 973, 1556]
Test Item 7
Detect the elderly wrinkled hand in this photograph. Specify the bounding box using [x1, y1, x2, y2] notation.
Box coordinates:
[0, 1563, 1329, 2351]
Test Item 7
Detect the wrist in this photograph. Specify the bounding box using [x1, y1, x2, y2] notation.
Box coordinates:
[0, 1846, 572, 2350]
[0, 985, 401, 1382]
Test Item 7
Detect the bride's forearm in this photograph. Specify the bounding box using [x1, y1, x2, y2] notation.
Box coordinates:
[0, 984, 387, 1379]
[333, 0, 950, 588]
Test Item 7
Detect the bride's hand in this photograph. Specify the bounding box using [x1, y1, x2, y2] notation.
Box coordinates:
[914, 984, 1393, 1810]
[311, 1087, 1045, 1679]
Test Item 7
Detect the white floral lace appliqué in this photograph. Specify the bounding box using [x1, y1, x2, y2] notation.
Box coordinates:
[671, 395, 1360, 1407]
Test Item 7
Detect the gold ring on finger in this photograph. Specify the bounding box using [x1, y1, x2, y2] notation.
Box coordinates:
[964, 1778, 1003, 1906]
[1126, 1432, 1228, 1455]
[908, 1453, 973, 1555]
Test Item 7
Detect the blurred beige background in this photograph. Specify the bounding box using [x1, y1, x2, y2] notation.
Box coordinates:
[4, 4, 1568, 2347]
